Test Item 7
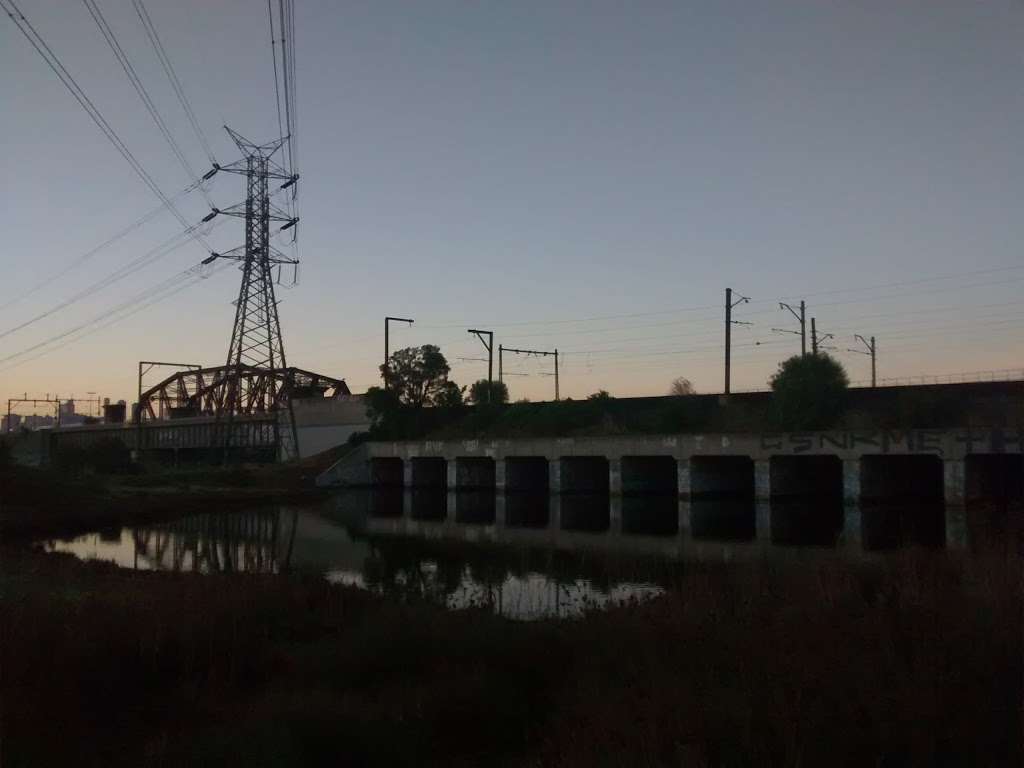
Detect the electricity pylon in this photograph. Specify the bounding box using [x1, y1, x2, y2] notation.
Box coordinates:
[204, 128, 299, 461]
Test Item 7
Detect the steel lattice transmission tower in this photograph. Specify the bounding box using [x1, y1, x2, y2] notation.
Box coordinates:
[209, 128, 299, 461]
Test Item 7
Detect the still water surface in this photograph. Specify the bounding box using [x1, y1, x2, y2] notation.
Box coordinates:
[51, 490, 962, 619]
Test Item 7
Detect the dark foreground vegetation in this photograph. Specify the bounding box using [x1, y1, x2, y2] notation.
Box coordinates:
[1, 547, 1020, 767]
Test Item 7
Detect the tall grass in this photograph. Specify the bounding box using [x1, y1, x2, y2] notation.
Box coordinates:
[1, 547, 1020, 766]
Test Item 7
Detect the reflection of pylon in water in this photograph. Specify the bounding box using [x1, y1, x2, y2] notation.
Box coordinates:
[209, 128, 299, 461]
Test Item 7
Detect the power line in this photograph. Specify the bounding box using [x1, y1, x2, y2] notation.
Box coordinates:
[0, 257, 229, 370]
[418, 264, 1024, 332]
[264, 0, 299, 266]
[1, 0, 209, 251]
[0, 217, 226, 342]
[280, 0, 297, 181]
[130, 0, 217, 165]
[267, 0, 284, 151]
[0, 179, 203, 314]
[81, 0, 216, 209]
[0, 262, 232, 374]
[416, 304, 721, 329]
[778, 263, 1024, 303]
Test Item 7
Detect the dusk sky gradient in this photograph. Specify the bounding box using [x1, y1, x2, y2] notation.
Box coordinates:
[1, 0, 1022, 415]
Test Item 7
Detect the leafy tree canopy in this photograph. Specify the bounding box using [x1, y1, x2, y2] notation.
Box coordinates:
[668, 377, 695, 396]
[468, 379, 509, 405]
[769, 353, 849, 429]
[435, 380, 467, 409]
[379, 345, 455, 408]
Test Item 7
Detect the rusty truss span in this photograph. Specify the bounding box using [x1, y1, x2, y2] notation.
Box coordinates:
[136, 365, 350, 423]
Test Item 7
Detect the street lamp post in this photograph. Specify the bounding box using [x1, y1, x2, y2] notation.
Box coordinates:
[384, 316, 414, 388]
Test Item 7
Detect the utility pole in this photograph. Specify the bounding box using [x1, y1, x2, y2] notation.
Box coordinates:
[202, 128, 300, 461]
[555, 350, 559, 401]
[502, 347, 560, 401]
[777, 300, 806, 355]
[384, 316, 414, 388]
[498, 345, 534, 386]
[849, 334, 877, 387]
[810, 318, 834, 355]
[5, 395, 61, 433]
[724, 288, 750, 395]
[467, 329, 494, 402]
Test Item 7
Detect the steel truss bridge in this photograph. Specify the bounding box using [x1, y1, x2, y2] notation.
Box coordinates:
[49, 365, 351, 463]
[136, 365, 350, 422]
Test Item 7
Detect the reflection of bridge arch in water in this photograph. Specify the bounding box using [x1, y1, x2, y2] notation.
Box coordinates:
[131, 508, 299, 573]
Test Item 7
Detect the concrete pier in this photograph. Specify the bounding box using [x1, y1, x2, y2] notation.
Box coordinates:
[755, 501, 771, 542]
[608, 459, 622, 496]
[944, 459, 965, 506]
[609, 496, 623, 533]
[842, 506, 863, 551]
[843, 460, 860, 506]
[754, 460, 771, 501]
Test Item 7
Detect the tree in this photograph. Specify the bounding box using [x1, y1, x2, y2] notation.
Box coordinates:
[378, 345, 456, 408]
[468, 379, 509, 405]
[363, 385, 402, 428]
[0, 436, 11, 471]
[769, 353, 849, 429]
[435, 380, 467, 409]
[668, 377, 695, 396]
[587, 390, 612, 400]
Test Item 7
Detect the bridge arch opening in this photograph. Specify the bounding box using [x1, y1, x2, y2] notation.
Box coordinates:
[504, 457, 549, 493]
[621, 456, 677, 495]
[455, 457, 496, 490]
[860, 455, 944, 502]
[410, 457, 446, 489]
[559, 457, 609, 494]
[769, 456, 842, 500]
[966, 454, 1024, 506]
[690, 456, 754, 498]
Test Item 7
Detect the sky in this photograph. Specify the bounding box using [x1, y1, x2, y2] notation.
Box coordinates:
[1, 0, 1022, 416]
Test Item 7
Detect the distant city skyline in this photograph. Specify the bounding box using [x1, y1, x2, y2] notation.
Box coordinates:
[1, 0, 1021, 406]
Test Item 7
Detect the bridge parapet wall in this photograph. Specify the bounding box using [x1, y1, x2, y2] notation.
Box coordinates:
[364, 428, 1020, 464]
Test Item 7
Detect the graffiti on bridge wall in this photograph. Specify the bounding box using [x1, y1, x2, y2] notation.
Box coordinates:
[760, 428, 1024, 456]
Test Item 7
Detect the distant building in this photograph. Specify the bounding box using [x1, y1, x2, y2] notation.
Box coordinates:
[19, 414, 55, 430]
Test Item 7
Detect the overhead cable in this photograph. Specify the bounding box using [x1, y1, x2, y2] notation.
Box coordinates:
[131, 0, 217, 165]
[81, 0, 216, 209]
[0, 217, 225, 342]
[0, 179, 202, 314]
[0, 261, 232, 372]
[1, 0, 210, 252]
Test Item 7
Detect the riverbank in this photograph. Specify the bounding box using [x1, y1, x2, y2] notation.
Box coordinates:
[1, 546, 1019, 766]
[0, 463, 330, 541]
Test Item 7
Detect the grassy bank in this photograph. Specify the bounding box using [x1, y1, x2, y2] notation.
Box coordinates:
[1, 547, 1020, 766]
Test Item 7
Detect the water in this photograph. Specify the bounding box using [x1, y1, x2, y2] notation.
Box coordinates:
[48, 490, 977, 619]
